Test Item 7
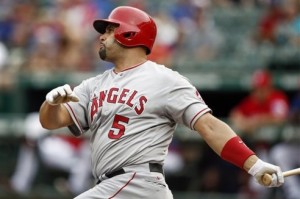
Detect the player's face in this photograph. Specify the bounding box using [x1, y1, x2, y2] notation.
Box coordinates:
[253, 87, 270, 102]
[98, 25, 122, 61]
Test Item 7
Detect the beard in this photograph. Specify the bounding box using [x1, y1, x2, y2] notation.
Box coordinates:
[98, 47, 106, 60]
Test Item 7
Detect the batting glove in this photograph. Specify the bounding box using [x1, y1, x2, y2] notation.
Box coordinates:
[248, 159, 284, 187]
[46, 84, 79, 105]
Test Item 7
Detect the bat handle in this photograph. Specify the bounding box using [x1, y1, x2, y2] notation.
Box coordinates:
[262, 173, 273, 186]
[262, 168, 300, 186]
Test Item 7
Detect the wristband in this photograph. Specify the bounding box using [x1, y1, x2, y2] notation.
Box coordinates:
[220, 136, 255, 169]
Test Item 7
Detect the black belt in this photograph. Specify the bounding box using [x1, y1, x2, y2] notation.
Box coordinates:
[97, 163, 164, 184]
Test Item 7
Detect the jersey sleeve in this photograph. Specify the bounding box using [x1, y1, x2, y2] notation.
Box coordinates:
[63, 80, 90, 136]
[165, 74, 211, 130]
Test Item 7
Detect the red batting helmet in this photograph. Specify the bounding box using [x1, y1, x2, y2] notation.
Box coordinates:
[93, 6, 157, 55]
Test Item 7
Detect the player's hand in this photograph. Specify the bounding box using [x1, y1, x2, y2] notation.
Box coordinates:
[46, 84, 79, 105]
[248, 159, 284, 187]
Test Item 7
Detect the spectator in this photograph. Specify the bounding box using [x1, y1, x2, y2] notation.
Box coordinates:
[229, 69, 289, 198]
[269, 88, 300, 199]
[273, 0, 300, 46]
[10, 112, 92, 196]
[8, 2, 37, 70]
[57, 0, 98, 44]
[230, 69, 289, 137]
[0, 41, 8, 70]
[169, 0, 195, 22]
[211, 0, 256, 8]
[22, 9, 62, 73]
[253, 1, 284, 44]
[176, 0, 224, 62]
[0, 41, 15, 89]
[148, 10, 180, 67]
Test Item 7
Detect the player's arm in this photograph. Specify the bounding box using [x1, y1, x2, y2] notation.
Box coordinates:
[194, 112, 284, 187]
[194, 112, 256, 170]
[194, 112, 236, 155]
[39, 84, 79, 130]
[40, 101, 73, 129]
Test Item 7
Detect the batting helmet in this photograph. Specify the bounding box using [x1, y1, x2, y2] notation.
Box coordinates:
[93, 6, 157, 55]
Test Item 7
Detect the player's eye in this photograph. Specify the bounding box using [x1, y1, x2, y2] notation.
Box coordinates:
[106, 25, 115, 33]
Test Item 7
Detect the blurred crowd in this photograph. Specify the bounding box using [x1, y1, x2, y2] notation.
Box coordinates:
[0, 0, 299, 88]
[0, 0, 300, 199]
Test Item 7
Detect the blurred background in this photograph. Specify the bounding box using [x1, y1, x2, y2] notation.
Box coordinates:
[0, 0, 300, 198]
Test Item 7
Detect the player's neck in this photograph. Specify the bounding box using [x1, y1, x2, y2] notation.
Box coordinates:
[113, 52, 147, 73]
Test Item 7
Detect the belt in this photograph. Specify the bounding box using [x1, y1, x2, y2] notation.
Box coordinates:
[97, 163, 164, 184]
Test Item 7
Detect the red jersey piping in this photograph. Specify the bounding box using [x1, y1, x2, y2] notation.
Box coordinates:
[190, 108, 211, 129]
[66, 103, 84, 133]
[113, 60, 147, 74]
[108, 172, 136, 199]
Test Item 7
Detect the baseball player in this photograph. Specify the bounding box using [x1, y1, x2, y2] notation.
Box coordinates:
[39, 6, 285, 199]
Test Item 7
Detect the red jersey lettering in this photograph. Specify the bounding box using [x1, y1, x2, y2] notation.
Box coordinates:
[91, 97, 98, 122]
[107, 88, 119, 103]
[135, 96, 147, 115]
[127, 90, 137, 107]
[99, 90, 107, 107]
[118, 88, 129, 104]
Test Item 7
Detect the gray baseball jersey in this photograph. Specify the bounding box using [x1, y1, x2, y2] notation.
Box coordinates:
[64, 60, 211, 180]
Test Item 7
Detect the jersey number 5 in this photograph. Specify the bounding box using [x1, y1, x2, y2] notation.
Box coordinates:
[108, 114, 129, 139]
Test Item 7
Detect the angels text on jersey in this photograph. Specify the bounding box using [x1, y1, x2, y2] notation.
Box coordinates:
[90, 87, 147, 122]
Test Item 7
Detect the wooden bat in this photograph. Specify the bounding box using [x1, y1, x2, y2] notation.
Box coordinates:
[262, 168, 300, 186]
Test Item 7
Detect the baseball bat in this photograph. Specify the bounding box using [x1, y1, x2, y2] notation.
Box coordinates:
[262, 168, 300, 186]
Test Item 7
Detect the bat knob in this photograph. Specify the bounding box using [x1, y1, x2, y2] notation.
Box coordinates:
[262, 173, 272, 186]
